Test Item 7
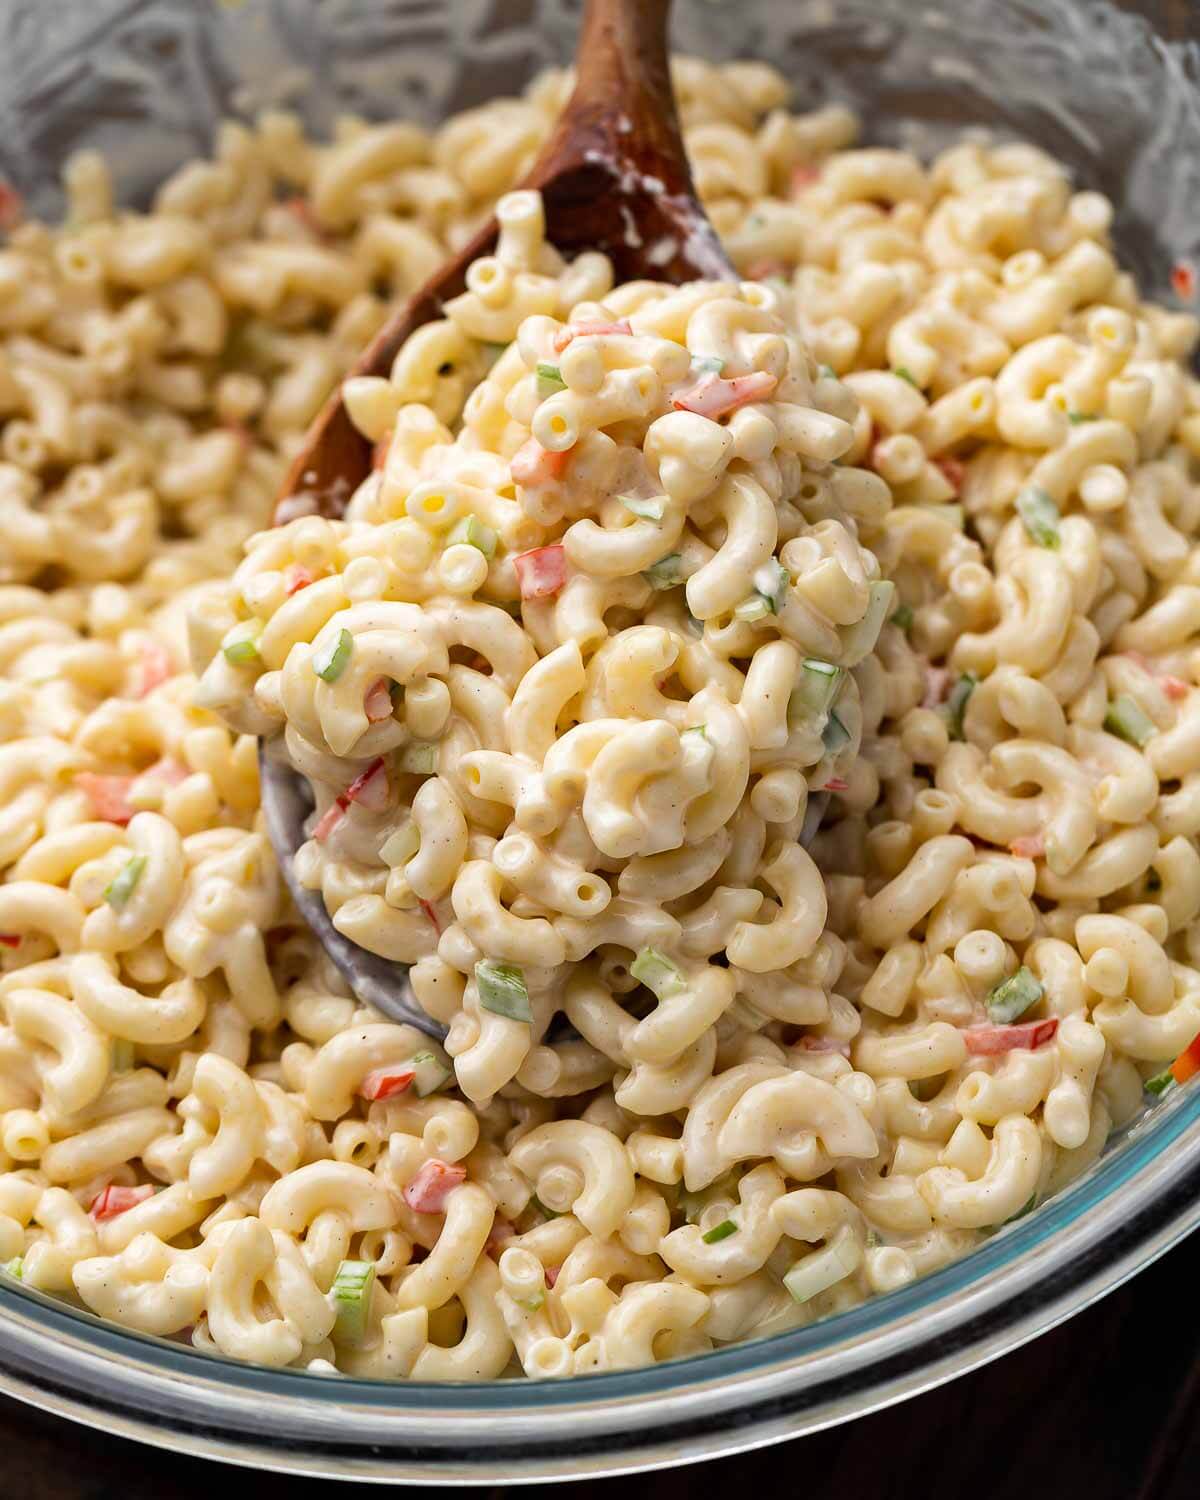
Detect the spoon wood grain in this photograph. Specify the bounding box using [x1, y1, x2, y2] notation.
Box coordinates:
[259, 0, 822, 1032]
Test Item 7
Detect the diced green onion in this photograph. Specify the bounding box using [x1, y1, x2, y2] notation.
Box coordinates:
[818, 364, 837, 380]
[790, 659, 843, 723]
[484, 341, 509, 353]
[222, 618, 263, 665]
[399, 742, 438, 774]
[865, 1230, 881, 1249]
[475, 959, 532, 1022]
[410, 1049, 452, 1097]
[1067, 411, 1096, 424]
[892, 366, 918, 386]
[890, 603, 914, 632]
[618, 493, 665, 522]
[531, 1194, 560, 1221]
[380, 822, 420, 867]
[691, 355, 726, 375]
[1015, 485, 1061, 549]
[681, 725, 708, 741]
[330, 1259, 375, 1344]
[941, 672, 978, 741]
[536, 361, 566, 396]
[839, 580, 896, 666]
[752, 558, 790, 614]
[986, 966, 1044, 1025]
[313, 627, 353, 682]
[734, 594, 772, 623]
[103, 854, 147, 910]
[1, 1257, 21, 1281]
[642, 553, 683, 590]
[111, 1039, 136, 1073]
[701, 1218, 738, 1244]
[1104, 693, 1156, 748]
[630, 947, 686, 999]
[445, 514, 497, 558]
[822, 709, 851, 754]
[1144, 1067, 1176, 1098]
[519, 1289, 546, 1312]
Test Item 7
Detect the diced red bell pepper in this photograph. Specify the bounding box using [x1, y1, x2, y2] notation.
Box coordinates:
[485, 1217, 516, 1256]
[284, 196, 323, 237]
[359, 1067, 416, 1101]
[799, 1035, 851, 1056]
[935, 457, 965, 493]
[552, 320, 632, 353]
[90, 1183, 156, 1222]
[364, 678, 394, 722]
[671, 370, 778, 419]
[136, 642, 173, 698]
[372, 428, 393, 471]
[284, 563, 315, 596]
[511, 438, 572, 487]
[0, 935, 20, 950]
[1163, 675, 1190, 701]
[746, 258, 786, 281]
[545, 1265, 559, 1288]
[921, 665, 951, 709]
[823, 777, 849, 793]
[403, 1158, 467, 1213]
[1009, 833, 1046, 860]
[1171, 260, 1196, 302]
[963, 1018, 1059, 1056]
[513, 544, 567, 600]
[419, 898, 442, 935]
[346, 756, 389, 811]
[76, 773, 136, 824]
[0, 181, 23, 233]
[791, 163, 821, 193]
[1171, 1032, 1200, 1085]
[312, 796, 349, 842]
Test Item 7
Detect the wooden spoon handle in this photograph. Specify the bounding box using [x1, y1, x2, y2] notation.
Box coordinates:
[526, 0, 731, 280]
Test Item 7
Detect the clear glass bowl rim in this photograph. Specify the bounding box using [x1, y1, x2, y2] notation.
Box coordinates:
[1, 0, 1200, 1481]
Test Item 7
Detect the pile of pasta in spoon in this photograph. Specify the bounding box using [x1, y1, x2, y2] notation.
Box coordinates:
[1, 58, 1199, 1379]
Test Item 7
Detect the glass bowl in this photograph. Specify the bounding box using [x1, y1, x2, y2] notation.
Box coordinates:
[1, 0, 1198, 1481]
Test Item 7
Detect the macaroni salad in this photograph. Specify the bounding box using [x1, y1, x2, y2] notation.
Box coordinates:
[1, 57, 1199, 1381]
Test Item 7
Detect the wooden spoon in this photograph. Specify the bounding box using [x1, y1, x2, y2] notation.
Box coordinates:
[259, 0, 815, 1034]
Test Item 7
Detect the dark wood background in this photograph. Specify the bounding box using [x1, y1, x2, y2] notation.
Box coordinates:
[4, 1228, 1197, 1498]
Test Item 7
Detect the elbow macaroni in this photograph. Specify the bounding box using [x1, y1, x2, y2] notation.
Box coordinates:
[0, 56, 1195, 1384]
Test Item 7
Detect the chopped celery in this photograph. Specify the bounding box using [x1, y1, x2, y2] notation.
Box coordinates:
[839, 580, 896, 665]
[1, 1257, 21, 1281]
[892, 366, 918, 386]
[222, 618, 263, 665]
[103, 854, 147, 910]
[822, 709, 850, 754]
[701, 1218, 738, 1244]
[446, 514, 497, 558]
[379, 822, 420, 867]
[986, 966, 1044, 1025]
[691, 355, 726, 375]
[409, 1049, 452, 1097]
[642, 553, 682, 590]
[734, 594, 772, 623]
[783, 1235, 859, 1303]
[618, 493, 666, 522]
[1067, 411, 1096, 424]
[330, 1259, 375, 1344]
[1104, 694, 1156, 748]
[1144, 1068, 1176, 1098]
[1016, 485, 1061, 548]
[313, 627, 353, 682]
[475, 959, 532, 1022]
[752, 558, 790, 614]
[790, 659, 843, 722]
[399, 742, 438, 774]
[941, 672, 978, 741]
[630, 947, 686, 999]
[681, 724, 708, 741]
[817, 364, 837, 380]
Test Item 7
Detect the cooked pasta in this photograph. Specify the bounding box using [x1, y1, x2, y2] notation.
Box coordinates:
[0, 56, 1198, 1381]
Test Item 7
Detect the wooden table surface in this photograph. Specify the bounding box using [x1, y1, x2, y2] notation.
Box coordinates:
[3, 1228, 1196, 1499]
